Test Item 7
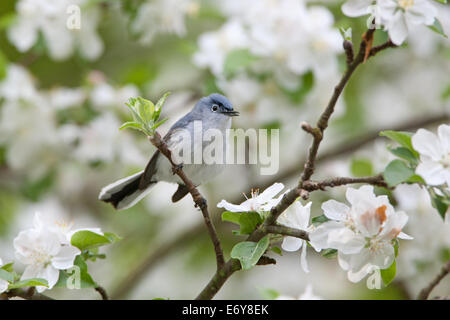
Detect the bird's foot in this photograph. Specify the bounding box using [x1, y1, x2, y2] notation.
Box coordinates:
[195, 198, 207, 210]
[172, 163, 183, 175]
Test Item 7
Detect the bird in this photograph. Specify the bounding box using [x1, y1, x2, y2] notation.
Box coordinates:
[98, 93, 239, 210]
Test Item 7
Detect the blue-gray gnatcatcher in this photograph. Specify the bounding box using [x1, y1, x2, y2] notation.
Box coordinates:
[99, 93, 239, 210]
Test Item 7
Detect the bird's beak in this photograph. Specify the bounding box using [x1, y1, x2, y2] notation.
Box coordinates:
[221, 110, 240, 117]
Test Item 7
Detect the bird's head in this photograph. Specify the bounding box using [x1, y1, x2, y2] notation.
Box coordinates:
[194, 93, 239, 120]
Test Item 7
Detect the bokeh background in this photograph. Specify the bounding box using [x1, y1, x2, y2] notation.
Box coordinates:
[0, 0, 449, 299]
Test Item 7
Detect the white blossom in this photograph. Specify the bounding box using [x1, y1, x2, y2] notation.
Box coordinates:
[193, 19, 249, 75]
[310, 186, 412, 284]
[411, 124, 450, 187]
[14, 225, 81, 292]
[0, 258, 9, 293]
[217, 183, 285, 214]
[342, 0, 438, 45]
[131, 0, 198, 45]
[7, 0, 104, 61]
[276, 284, 322, 300]
[277, 202, 312, 273]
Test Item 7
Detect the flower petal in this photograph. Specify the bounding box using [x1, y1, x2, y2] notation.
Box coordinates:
[342, 0, 372, 17]
[300, 243, 309, 273]
[51, 245, 80, 270]
[412, 128, 443, 161]
[416, 160, 446, 186]
[281, 236, 303, 252]
[217, 199, 248, 212]
[309, 221, 345, 252]
[322, 200, 349, 221]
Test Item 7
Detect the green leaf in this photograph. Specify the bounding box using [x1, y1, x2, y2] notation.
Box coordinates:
[351, 158, 373, 177]
[428, 18, 448, 38]
[405, 174, 425, 184]
[0, 262, 14, 273]
[259, 288, 280, 300]
[119, 121, 143, 131]
[103, 232, 122, 243]
[282, 71, 315, 104]
[383, 160, 415, 187]
[321, 248, 338, 259]
[224, 49, 257, 76]
[433, 0, 447, 3]
[0, 269, 14, 282]
[380, 260, 396, 286]
[238, 211, 263, 235]
[388, 147, 418, 165]
[221, 211, 262, 235]
[270, 246, 282, 256]
[8, 278, 48, 290]
[431, 194, 449, 220]
[222, 211, 241, 224]
[155, 92, 171, 114]
[137, 97, 154, 123]
[151, 118, 168, 130]
[312, 214, 330, 226]
[71, 230, 116, 251]
[55, 256, 97, 289]
[0, 50, 7, 80]
[379, 130, 418, 157]
[231, 235, 270, 270]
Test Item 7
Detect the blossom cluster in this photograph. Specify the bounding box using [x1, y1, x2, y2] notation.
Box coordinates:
[13, 212, 84, 292]
[342, 0, 439, 45]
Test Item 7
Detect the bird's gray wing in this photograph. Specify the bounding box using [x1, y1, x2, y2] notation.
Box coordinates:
[138, 120, 193, 189]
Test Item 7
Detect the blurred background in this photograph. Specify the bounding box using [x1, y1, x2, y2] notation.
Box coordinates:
[0, 0, 449, 299]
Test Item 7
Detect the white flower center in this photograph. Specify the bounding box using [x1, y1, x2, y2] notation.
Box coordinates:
[398, 0, 414, 9]
[30, 246, 52, 267]
[440, 153, 450, 169]
[243, 189, 261, 211]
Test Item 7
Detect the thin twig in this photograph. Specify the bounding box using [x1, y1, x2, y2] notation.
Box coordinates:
[148, 133, 225, 270]
[417, 259, 450, 300]
[264, 225, 310, 241]
[95, 286, 109, 300]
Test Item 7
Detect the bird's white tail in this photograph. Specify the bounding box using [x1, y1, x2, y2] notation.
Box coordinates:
[98, 171, 155, 210]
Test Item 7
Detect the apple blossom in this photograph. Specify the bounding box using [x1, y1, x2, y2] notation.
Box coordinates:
[411, 124, 450, 187]
[7, 0, 104, 61]
[217, 183, 285, 214]
[310, 186, 412, 285]
[14, 227, 81, 292]
[342, 0, 439, 45]
[0, 258, 9, 293]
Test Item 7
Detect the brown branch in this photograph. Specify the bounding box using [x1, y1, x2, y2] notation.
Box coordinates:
[264, 225, 310, 241]
[95, 286, 109, 300]
[1, 288, 54, 300]
[343, 40, 354, 66]
[148, 133, 225, 270]
[417, 259, 450, 300]
[302, 174, 388, 191]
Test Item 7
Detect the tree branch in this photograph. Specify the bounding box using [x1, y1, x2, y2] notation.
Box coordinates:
[148, 133, 225, 270]
[264, 225, 310, 241]
[417, 259, 450, 300]
[95, 286, 109, 300]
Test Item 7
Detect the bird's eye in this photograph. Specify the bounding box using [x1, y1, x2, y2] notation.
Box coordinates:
[211, 104, 219, 112]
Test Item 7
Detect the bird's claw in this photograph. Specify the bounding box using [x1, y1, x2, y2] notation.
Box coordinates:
[195, 198, 207, 210]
